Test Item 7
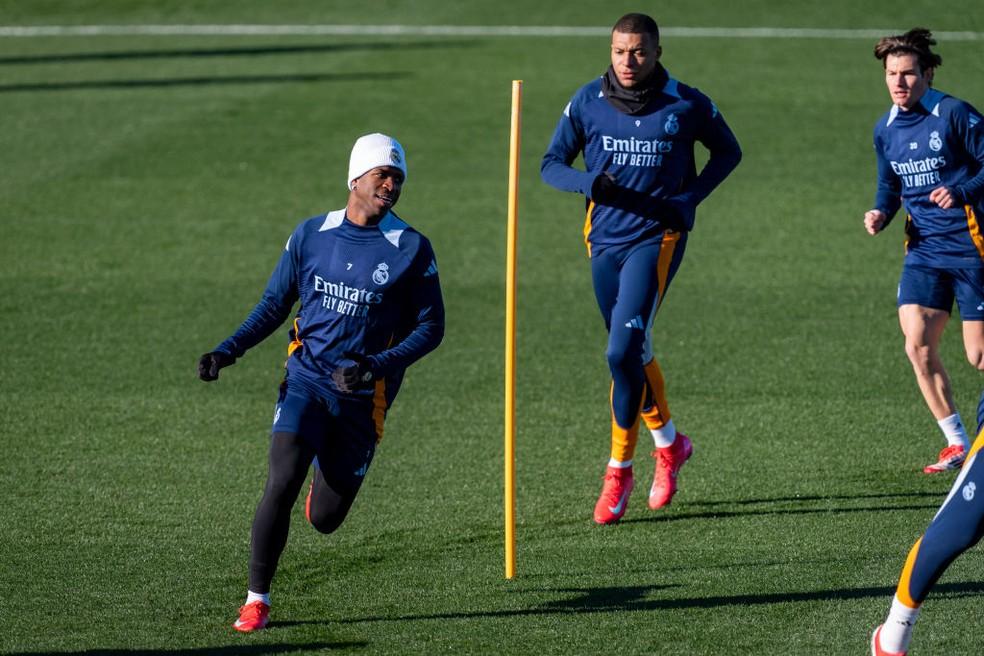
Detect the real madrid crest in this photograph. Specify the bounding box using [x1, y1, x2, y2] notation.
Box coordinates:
[929, 130, 943, 152]
[372, 262, 390, 285]
[664, 113, 679, 136]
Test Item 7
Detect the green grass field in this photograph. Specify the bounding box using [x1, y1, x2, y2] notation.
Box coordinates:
[3, 2, 984, 654]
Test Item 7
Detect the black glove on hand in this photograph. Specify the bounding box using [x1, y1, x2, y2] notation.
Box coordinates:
[198, 351, 235, 381]
[653, 196, 695, 233]
[590, 172, 620, 205]
[331, 352, 375, 393]
[654, 201, 688, 232]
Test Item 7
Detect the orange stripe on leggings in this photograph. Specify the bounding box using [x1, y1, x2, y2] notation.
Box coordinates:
[609, 380, 643, 462]
[371, 379, 388, 443]
[655, 230, 681, 310]
[895, 536, 924, 608]
[640, 358, 671, 430]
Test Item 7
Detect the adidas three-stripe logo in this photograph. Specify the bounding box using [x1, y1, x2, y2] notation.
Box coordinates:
[424, 259, 438, 277]
[624, 315, 645, 329]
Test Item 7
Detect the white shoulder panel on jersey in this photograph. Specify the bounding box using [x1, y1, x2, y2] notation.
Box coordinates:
[379, 212, 408, 248]
[319, 209, 346, 231]
[886, 104, 900, 127]
[922, 88, 943, 117]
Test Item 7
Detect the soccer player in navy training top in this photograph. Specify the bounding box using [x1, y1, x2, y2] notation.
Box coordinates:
[198, 134, 444, 632]
[541, 13, 741, 525]
[865, 29, 984, 656]
[863, 28, 984, 478]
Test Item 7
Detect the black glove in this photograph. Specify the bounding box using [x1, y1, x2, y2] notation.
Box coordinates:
[653, 196, 696, 233]
[590, 172, 620, 205]
[331, 352, 375, 392]
[198, 351, 235, 381]
[653, 201, 688, 232]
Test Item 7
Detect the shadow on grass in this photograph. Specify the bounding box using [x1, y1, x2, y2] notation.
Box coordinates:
[530, 491, 945, 531]
[0, 71, 409, 93]
[687, 491, 945, 507]
[7, 642, 368, 655]
[615, 490, 945, 526]
[621, 502, 941, 525]
[335, 580, 984, 624]
[0, 40, 473, 66]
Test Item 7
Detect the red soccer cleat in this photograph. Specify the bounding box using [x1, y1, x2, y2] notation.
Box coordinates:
[593, 466, 634, 525]
[233, 601, 270, 632]
[648, 433, 693, 509]
[305, 478, 314, 524]
[923, 444, 966, 473]
[870, 625, 907, 656]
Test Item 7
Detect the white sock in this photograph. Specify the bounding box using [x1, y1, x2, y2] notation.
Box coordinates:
[607, 458, 632, 469]
[938, 413, 970, 449]
[879, 595, 920, 653]
[650, 419, 677, 449]
[246, 590, 270, 606]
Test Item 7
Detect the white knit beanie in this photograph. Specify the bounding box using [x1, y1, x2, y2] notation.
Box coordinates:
[347, 133, 407, 190]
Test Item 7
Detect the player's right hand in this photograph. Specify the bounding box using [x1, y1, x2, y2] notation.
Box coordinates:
[198, 351, 234, 381]
[929, 186, 956, 209]
[863, 209, 887, 235]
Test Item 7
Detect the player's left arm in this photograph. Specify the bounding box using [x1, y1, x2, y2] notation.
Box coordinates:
[944, 101, 984, 207]
[687, 97, 743, 204]
[662, 95, 742, 229]
[365, 241, 445, 378]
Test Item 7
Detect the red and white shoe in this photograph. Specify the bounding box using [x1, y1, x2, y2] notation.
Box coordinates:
[870, 625, 907, 656]
[649, 433, 693, 510]
[923, 444, 966, 473]
[233, 601, 270, 632]
[593, 466, 634, 525]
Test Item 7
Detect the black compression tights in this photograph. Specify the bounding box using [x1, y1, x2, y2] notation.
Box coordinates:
[247, 432, 359, 593]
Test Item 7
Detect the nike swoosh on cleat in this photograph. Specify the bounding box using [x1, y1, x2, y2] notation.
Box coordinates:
[608, 494, 628, 515]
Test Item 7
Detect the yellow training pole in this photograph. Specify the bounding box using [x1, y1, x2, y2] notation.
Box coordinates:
[504, 79, 522, 580]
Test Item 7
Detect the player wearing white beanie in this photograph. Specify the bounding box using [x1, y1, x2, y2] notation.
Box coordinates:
[347, 133, 407, 190]
[201, 129, 443, 634]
